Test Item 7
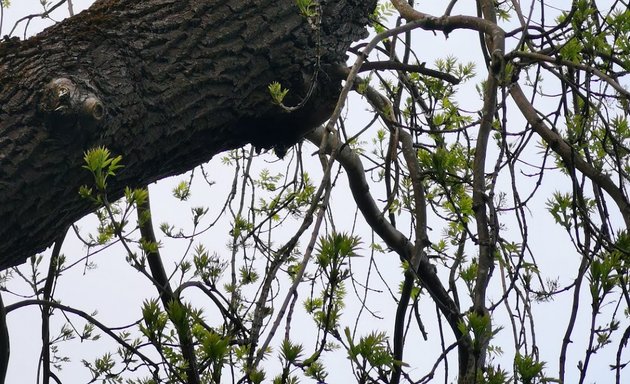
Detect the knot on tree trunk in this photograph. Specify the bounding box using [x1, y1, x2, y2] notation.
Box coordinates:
[40, 77, 105, 133]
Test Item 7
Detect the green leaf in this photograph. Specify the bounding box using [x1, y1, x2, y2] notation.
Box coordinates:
[295, 0, 318, 18]
[172, 180, 191, 201]
[198, 328, 230, 363]
[559, 38, 583, 63]
[82, 146, 124, 191]
[268, 81, 289, 105]
[166, 300, 188, 332]
[280, 339, 304, 362]
[248, 368, 266, 384]
[515, 353, 546, 383]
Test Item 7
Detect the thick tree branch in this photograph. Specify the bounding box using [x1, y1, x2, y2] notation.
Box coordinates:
[0, 0, 376, 269]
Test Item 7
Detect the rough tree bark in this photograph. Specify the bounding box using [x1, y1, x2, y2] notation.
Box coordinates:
[0, 0, 376, 269]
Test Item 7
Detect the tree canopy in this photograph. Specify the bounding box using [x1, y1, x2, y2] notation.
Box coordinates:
[2, 0, 630, 383]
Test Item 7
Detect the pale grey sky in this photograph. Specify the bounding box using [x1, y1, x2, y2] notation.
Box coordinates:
[1, 1, 625, 383]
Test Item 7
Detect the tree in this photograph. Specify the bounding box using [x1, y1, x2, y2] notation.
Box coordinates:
[2, 0, 630, 383]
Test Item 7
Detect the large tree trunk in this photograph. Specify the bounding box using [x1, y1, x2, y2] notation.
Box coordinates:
[0, 0, 375, 269]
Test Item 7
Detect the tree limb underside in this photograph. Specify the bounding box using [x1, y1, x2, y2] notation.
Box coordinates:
[0, 0, 376, 269]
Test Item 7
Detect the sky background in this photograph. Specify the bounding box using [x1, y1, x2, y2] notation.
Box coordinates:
[1, 1, 626, 383]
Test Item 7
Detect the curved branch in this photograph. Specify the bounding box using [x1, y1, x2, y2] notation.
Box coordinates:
[507, 50, 630, 99]
[358, 61, 461, 84]
[306, 125, 468, 358]
[510, 84, 630, 228]
[5, 299, 159, 377]
[390, 0, 505, 49]
[176, 281, 249, 336]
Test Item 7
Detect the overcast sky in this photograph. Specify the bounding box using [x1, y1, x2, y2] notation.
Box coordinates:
[1, 1, 626, 383]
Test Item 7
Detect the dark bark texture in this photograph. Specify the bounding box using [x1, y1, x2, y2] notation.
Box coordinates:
[0, 0, 375, 269]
